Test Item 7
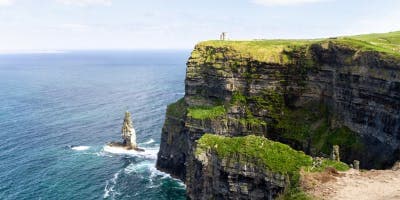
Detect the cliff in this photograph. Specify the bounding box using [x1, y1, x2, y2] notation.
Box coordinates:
[156, 31, 400, 199]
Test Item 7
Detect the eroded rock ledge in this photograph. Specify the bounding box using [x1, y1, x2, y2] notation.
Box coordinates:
[156, 32, 400, 199]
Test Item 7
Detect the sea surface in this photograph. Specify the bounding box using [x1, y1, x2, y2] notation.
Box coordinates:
[0, 50, 190, 200]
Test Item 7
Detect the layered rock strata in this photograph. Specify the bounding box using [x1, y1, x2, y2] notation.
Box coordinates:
[157, 33, 400, 199]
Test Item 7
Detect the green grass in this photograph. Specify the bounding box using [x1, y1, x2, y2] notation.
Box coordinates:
[196, 134, 349, 199]
[196, 134, 313, 174]
[187, 105, 226, 120]
[197, 39, 318, 64]
[344, 31, 400, 55]
[195, 31, 400, 64]
[239, 117, 267, 127]
[316, 159, 350, 172]
[277, 187, 313, 200]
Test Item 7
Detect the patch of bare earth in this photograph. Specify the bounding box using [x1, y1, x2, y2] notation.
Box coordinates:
[302, 165, 400, 200]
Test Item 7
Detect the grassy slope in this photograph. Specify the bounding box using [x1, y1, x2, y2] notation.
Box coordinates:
[347, 31, 400, 54]
[196, 134, 313, 174]
[197, 31, 400, 63]
[187, 105, 226, 120]
[196, 134, 348, 174]
[196, 134, 349, 200]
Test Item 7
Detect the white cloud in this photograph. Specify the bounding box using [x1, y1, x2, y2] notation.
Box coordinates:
[56, 0, 112, 6]
[252, 0, 326, 6]
[0, 0, 14, 6]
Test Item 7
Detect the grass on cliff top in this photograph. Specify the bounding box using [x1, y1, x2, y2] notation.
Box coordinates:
[187, 105, 226, 120]
[196, 134, 313, 174]
[198, 31, 400, 62]
[198, 39, 318, 64]
[344, 31, 400, 54]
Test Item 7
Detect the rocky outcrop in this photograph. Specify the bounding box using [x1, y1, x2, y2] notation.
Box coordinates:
[187, 152, 286, 200]
[121, 111, 137, 149]
[187, 140, 286, 200]
[108, 111, 145, 151]
[183, 134, 325, 200]
[157, 32, 400, 199]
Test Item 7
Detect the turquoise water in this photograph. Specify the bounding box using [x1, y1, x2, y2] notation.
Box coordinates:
[0, 50, 189, 199]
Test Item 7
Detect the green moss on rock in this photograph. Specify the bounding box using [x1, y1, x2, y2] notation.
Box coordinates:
[275, 104, 365, 157]
[166, 98, 186, 118]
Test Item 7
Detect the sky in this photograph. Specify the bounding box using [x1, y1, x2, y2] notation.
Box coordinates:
[0, 0, 399, 51]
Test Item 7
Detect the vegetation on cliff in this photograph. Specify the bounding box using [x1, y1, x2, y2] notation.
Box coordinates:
[229, 88, 365, 159]
[166, 98, 186, 118]
[275, 104, 365, 157]
[159, 30, 400, 199]
[195, 40, 316, 64]
[341, 31, 400, 56]
[187, 105, 226, 120]
[196, 134, 313, 174]
[195, 31, 400, 65]
[196, 134, 349, 199]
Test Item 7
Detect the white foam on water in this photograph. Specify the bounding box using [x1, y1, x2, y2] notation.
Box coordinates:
[148, 164, 170, 179]
[176, 181, 187, 188]
[104, 170, 121, 199]
[101, 144, 186, 194]
[124, 161, 152, 174]
[95, 151, 113, 157]
[123, 160, 183, 189]
[140, 138, 155, 145]
[103, 145, 159, 160]
[123, 161, 168, 178]
[71, 146, 90, 151]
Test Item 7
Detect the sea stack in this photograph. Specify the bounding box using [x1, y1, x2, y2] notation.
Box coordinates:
[121, 111, 137, 149]
[107, 111, 144, 151]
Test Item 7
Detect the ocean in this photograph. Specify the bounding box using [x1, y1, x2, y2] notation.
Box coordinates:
[0, 50, 189, 200]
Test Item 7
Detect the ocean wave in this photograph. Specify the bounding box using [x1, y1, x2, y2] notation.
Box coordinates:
[102, 145, 158, 160]
[123, 161, 168, 178]
[124, 161, 152, 174]
[71, 146, 90, 151]
[123, 160, 185, 190]
[104, 170, 121, 199]
[140, 138, 155, 145]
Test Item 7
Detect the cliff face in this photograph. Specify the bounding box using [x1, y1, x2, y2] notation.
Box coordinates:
[186, 134, 296, 200]
[156, 32, 400, 199]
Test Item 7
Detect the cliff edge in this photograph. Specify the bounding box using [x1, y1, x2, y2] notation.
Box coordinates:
[156, 31, 400, 199]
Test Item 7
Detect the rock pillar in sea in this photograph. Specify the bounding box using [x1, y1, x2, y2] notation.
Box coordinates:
[121, 111, 137, 149]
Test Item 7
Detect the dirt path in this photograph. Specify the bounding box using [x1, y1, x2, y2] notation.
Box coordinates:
[306, 169, 400, 200]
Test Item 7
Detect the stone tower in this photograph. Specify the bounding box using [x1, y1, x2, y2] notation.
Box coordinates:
[121, 111, 137, 149]
[220, 32, 227, 40]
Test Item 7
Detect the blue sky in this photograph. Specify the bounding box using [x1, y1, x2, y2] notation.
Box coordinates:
[0, 0, 399, 51]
